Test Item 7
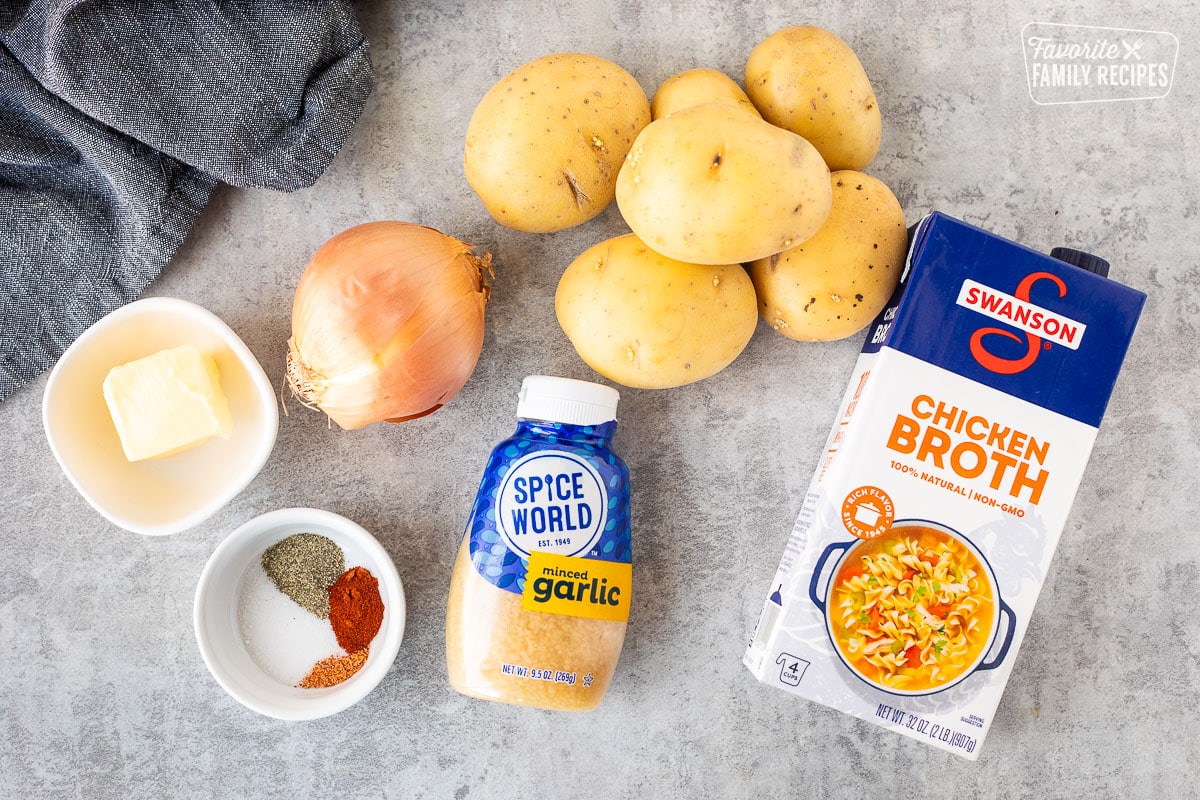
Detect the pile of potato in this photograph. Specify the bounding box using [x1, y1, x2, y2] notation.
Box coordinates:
[463, 26, 908, 389]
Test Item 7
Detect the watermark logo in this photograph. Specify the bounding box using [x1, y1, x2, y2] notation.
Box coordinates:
[1022, 22, 1178, 105]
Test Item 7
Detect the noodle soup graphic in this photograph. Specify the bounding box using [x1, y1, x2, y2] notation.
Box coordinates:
[810, 520, 1015, 696]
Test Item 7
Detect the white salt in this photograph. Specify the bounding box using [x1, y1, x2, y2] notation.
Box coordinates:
[237, 561, 344, 686]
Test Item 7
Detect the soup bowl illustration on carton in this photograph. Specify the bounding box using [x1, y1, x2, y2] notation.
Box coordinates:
[809, 520, 1015, 696]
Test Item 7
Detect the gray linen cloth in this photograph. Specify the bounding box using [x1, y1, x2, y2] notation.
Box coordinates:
[0, 1, 373, 401]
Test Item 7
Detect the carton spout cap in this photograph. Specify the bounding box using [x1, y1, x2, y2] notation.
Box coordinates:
[1050, 247, 1110, 278]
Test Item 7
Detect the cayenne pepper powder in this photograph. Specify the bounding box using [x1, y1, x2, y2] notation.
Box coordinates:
[328, 566, 385, 655]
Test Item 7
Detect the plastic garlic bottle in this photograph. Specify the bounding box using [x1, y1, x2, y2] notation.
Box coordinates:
[445, 375, 631, 711]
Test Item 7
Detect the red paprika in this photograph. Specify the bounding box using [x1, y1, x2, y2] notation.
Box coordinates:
[328, 566, 384, 654]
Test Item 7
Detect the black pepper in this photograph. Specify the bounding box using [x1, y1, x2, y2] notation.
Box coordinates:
[260, 533, 345, 618]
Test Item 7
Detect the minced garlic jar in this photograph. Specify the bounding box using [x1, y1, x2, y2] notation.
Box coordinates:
[445, 375, 631, 711]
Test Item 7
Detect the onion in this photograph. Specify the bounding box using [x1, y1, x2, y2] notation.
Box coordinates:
[286, 221, 493, 430]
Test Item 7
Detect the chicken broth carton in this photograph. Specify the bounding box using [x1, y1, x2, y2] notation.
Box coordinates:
[744, 212, 1145, 759]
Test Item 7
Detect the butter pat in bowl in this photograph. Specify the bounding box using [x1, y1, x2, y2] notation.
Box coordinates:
[43, 297, 278, 536]
[103, 344, 233, 461]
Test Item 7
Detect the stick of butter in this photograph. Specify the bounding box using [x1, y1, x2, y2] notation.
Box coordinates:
[102, 344, 234, 462]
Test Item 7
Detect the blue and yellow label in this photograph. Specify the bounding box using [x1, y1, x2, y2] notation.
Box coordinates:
[465, 419, 632, 616]
[521, 551, 631, 622]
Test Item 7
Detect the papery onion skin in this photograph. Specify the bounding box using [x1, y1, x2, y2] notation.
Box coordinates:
[286, 221, 492, 430]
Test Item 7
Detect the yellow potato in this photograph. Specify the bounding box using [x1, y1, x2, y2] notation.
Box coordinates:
[745, 26, 882, 171]
[651, 67, 761, 120]
[750, 171, 907, 341]
[615, 103, 831, 265]
[555, 233, 758, 389]
[464, 53, 651, 233]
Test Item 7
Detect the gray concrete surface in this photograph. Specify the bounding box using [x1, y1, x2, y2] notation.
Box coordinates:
[2, 2, 1197, 797]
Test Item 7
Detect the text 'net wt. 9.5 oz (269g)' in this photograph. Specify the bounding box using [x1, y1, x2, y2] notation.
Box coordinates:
[744, 212, 1146, 759]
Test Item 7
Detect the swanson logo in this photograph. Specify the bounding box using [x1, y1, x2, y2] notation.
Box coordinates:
[956, 274, 1086, 375]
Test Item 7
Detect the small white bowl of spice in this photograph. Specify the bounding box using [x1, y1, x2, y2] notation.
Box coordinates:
[42, 296, 278, 536]
[194, 507, 406, 720]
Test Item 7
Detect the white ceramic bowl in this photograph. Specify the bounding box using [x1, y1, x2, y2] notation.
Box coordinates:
[194, 508, 406, 720]
[42, 297, 278, 536]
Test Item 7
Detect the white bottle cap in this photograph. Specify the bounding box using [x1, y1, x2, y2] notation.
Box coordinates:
[516, 375, 619, 425]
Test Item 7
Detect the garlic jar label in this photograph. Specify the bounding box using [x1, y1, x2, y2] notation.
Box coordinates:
[520, 550, 631, 622]
[464, 418, 631, 600]
[495, 451, 607, 558]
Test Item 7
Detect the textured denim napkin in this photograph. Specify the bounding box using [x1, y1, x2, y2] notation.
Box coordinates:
[0, 1, 373, 401]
